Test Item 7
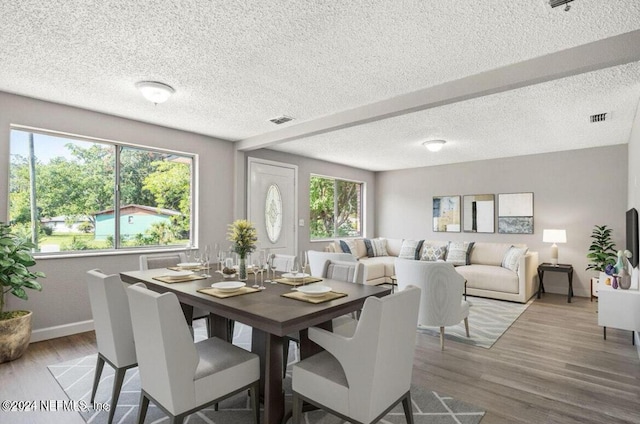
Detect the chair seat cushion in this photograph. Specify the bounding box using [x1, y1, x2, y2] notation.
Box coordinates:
[293, 351, 349, 415]
[359, 256, 394, 279]
[456, 264, 519, 294]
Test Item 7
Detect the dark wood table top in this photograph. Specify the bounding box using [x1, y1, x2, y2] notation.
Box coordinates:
[119, 268, 391, 337]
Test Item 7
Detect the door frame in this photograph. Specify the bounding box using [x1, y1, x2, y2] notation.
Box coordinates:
[247, 157, 298, 255]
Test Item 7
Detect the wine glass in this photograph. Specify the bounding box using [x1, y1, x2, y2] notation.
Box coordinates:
[269, 254, 278, 284]
[257, 251, 266, 290]
[263, 249, 272, 283]
[290, 257, 300, 290]
[217, 249, 225, 272]
[300, 250, 309, 275]
[201, 245, 211, 277]
[185, 243, 193, 262]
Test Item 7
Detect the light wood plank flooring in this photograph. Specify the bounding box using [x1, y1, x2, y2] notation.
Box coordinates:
[1, 293, 639, 424]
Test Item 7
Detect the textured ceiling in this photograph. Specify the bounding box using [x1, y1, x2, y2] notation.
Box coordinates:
[1, 0, 640, 171]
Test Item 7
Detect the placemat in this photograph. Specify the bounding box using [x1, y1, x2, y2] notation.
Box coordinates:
[198, 286, 261, 298]
[168, 265, 210, 271]
[153, 274, 207, 284]
[274, 277, 323, 286]
[281, 290, 347, 304]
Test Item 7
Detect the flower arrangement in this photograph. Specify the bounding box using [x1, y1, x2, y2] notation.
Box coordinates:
[227, 219, 258, 259]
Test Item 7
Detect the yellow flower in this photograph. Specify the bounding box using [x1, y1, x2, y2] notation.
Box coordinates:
[227, 219, 258, 258]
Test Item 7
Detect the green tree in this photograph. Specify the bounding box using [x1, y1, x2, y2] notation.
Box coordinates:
[309, 177, 361, 239]
[143, 161, 191, 235]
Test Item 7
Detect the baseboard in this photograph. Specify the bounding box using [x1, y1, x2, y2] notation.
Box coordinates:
[30, 320, 94, 343]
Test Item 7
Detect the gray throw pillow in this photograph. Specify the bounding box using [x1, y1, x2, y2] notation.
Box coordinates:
[445, 241, 475, 266]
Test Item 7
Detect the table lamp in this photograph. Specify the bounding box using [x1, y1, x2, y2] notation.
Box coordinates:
[543, 229, 567, 266]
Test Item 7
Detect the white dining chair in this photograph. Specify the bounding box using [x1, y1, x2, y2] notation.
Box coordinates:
[86, 269, 137, 424]
[307, 250, 356, 277]
[126, 283, 260, 424]
[271, 253, 296, 272]
[394, 258, 470, 350]
[292, 285, 421, 424]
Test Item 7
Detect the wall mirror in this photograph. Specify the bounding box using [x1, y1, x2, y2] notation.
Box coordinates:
[463, 194, 495, 233]
[433, 195, 461, 232]
[498, 192, 534, 234]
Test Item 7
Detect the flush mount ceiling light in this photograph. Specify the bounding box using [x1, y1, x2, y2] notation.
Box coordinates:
[422, 140, 446, 152]
[135, 81, 175, 104]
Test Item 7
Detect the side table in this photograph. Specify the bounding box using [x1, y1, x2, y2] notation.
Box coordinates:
[537, 263, 574, 303]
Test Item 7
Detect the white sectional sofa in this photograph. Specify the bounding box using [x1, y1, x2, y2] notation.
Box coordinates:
[325, 238, 538, 303]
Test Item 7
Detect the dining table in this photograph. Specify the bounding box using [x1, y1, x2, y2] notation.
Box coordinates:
[119, 266, 391, 424]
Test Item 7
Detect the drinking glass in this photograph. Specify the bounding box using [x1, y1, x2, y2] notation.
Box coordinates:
[263, 249, 272, 283]
[300, 250, 309, 275]
[185, 243, 193, 262]
[290, 257, 300, 290]
[217, 249, 225, 272]
[201, 245, 211, 277]
[269, 254, 278, 284]
[257, 251, 266, 290]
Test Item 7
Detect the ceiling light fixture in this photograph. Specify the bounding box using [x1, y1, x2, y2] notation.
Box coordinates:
[422, 140, 446, 152]
[135, 81, 175, 104]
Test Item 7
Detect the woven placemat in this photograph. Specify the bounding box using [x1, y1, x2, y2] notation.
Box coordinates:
[274, 277, 323, 286]
[153, 274, 207, 284]
[168, 265, 211, 271]
[198, 286, 261, 298]
[281, 290, 347, 304]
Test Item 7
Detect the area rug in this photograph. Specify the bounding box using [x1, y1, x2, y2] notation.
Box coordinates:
[49, 325, 485, 423]
[417, 296, 533, 349]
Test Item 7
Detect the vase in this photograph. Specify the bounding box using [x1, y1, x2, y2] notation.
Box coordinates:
[238, 256, 248, 281]
[612, 275, 619, 289]
[619, 268, 632, 290]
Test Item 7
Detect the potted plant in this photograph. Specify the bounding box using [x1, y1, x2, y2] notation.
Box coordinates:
[586, 224, 617, 272]
[227, 219, 258, 281]
[0, 222, 45, 363]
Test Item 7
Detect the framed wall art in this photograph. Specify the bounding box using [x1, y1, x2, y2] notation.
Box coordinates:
[498, 192, 534, 234]
[463, 194, 495, 233]
[433, 195, 461, 232]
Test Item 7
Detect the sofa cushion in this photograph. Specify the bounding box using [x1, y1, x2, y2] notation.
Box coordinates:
[420, 243, 448, 261]
[456, 264, 519, 294]
[360, 256, 394, 279]
[338, 238, 367, 259]
[385, 238, 403, 257]
[469, 242, 515, 266]
[502, 246, 528, 272]
[363, 238, 388, 257]
[398, 239, 424, 260]
[446, 241, 474, 265]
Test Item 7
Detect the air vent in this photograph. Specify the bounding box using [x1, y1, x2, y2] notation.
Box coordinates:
[549, 0, 574, 8]
[590, 113, 608, 123]
[269, 115, 294, 125]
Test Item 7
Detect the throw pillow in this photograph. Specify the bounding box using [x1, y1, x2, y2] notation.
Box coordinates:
[421, 243, 448, 262]
[445, 241, 475, 266]
[364, 238, 389, 257]
[339, 239, 359, 258]
[398, 239, 424, 260]
[502, 246, 528, 272]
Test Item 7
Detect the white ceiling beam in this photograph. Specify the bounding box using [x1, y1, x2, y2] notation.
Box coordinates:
[236, 29, 640, 151]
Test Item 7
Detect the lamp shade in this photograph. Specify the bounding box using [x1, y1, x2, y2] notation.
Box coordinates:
[135, 81, 175, 104]
[543, 229, 566, 243]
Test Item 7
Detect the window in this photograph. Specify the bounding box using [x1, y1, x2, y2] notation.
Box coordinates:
[9, 128, 194, 253]
[309, 175, 362, 240]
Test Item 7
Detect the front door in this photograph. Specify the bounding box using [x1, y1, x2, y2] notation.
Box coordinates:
[247, 158, 297, 255]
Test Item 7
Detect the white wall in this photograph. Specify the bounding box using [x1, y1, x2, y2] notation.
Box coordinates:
[376, 145, 628, 298]
[626, 97, 640, 356]
[0, 92, 236, 339]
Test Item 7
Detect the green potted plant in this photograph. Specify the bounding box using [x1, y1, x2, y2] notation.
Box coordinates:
[0, 222, 45, 363]
[586, 224, 617, 272]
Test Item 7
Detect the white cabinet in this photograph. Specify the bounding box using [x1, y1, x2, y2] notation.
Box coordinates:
[598, 285, 640, 337]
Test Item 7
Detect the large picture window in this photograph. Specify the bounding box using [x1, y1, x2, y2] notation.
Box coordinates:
[9, 128, 194, 253]
[309, 175, 362, 240]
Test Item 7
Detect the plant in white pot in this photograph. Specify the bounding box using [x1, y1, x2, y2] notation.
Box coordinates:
[0, 222, 45, 363]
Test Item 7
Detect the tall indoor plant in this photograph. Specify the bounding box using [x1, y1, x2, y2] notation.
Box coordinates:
[227, 219, 258, 281]
[0, 222, 45, 363]
[586, 224, 617, 272]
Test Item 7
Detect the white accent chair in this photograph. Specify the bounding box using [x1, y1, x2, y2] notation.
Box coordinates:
[395, 259, 470, 350]
[126, 283, 260, 424]
[86, 269, 137, 424]
[139, 252, 213, 338]
[292, 285, 421, 424]
[307, 250, 356, 277]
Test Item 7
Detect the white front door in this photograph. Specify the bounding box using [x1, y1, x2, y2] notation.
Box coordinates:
[247, 158, 297, 255]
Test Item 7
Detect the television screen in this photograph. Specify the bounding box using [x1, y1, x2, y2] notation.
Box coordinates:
[626, 208, 638, 268]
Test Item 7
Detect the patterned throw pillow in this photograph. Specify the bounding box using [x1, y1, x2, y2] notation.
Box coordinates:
[420, 244, 448, 262]
[398, 239, 424, 260]
[445, 241, 475, 266]
[364, 238, 389, 257]
[502, 246, 528, 272]
[339, 239, 359, 258]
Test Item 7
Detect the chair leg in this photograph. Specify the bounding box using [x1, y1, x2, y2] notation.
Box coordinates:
[107, 367, 127, 424]
[440, 326, 445, 350]
[402, 392, 414, 424]
[283, 339, 290, 378]
[292, 392, 303, 424]
[250, 380, 260, 424]
[90, 354, 106, 404]
[205, 316, 212, 339]
[464, 317, 470, 338]
[136, 392, 150, 424]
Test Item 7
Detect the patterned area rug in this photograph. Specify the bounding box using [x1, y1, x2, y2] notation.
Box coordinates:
[48, 324, 485, 423]
[418, 296, 533, 349]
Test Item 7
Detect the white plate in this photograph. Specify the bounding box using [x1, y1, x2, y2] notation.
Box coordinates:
[297, 285, 331, 297]
[282, 272, 310, 279]
[165, 270, 193, 279]
[177, 262, 201, 268]
[211, 281, 246, 292]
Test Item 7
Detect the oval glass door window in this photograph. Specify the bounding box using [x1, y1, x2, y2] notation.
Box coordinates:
[265, 184, 283, 243]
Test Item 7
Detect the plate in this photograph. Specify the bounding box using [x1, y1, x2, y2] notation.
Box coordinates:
[177, 262, 201, 268]
[211, 281, 246, 292]
[297, 285, 331, 297]
[282, 272, 310, 279]
[165, 270, 193, 279]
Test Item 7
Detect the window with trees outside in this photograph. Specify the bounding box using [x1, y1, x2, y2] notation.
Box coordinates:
[309, 175, 362, 240]
[9, 128, 194, 253]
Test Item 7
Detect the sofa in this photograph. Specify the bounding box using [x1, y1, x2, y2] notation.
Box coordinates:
[325, 238, 538, 303]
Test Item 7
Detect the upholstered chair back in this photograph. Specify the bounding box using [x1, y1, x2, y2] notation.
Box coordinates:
[322, 259, 365, 284]
[271, 254, 296, 272]
[139, 252, 188, 270]
[307, 250, 355, 277]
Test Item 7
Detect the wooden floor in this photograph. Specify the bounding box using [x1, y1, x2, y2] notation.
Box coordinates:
[1, 293, 639, 424]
